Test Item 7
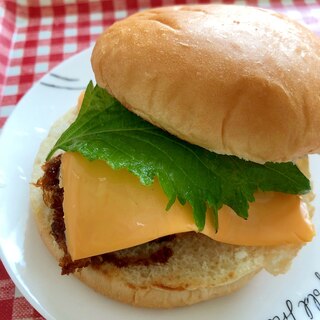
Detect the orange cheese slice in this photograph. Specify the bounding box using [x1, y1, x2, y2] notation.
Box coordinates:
[61, 152, 315, 260]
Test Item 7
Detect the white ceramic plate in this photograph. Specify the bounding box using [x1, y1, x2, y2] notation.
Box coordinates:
[1, 48, 320, 320]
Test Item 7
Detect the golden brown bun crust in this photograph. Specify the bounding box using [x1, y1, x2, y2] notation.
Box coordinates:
[30, 106, 310, 308]
[92, 4, 320, 163]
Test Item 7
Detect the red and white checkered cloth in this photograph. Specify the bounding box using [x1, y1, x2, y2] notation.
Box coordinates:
[1, 0, 320, 319]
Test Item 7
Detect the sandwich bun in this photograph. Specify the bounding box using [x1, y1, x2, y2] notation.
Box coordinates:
[92, 4, 320, 163]
[31, 4, 317, 308]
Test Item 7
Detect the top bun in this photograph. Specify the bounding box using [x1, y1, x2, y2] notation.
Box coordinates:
[91, 4, 320, 163]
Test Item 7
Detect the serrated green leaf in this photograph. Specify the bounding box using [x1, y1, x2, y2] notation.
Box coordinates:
[48, 83, 311, 230]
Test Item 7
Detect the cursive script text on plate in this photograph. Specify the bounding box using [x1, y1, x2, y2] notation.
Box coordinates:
[268, 272, 320, 320]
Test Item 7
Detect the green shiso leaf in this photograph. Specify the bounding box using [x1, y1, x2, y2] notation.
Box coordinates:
[48, 82, 311, 230]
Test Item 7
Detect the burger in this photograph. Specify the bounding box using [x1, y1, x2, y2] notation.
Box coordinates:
[30, 4, 320, 308]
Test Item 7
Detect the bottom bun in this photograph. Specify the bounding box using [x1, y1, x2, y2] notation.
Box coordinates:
[30, 107, 310, 308]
